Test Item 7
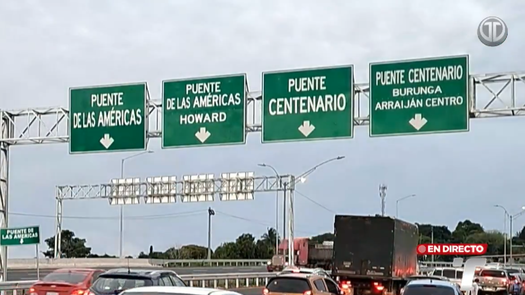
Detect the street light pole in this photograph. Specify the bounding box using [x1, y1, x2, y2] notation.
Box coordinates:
[286, 156, 345, 267]
[119, 150, 153, 258]
[257, 164, 280, 256]
[258, 155, 345, 267]
[207, 207, 215, 260]
[509, 207, 525, 262]
[494, 205, 509, 266]
[395, 194, 416, 218]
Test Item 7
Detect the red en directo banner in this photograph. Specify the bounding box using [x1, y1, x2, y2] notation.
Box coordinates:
[417, 244, 488, 255]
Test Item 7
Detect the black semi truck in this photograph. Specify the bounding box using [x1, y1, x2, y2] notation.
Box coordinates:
[331, 215, 419, 295]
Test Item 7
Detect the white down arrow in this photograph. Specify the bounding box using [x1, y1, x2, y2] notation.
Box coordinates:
[99, 134, 114, 149]
[298, 121, 315, 137]
[195, 127, 211, 143]
[409, 114, 428, 131]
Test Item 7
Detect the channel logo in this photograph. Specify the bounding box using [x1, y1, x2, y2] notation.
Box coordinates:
[417, 243, 488, 255]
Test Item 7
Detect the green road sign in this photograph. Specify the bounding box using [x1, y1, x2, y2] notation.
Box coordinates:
[69, 83, 147, 154]
[369, 55, 469, 137]
[262, 66, 354, 143]
[162, 74, 246, 148]
[0, 226, 40, 246]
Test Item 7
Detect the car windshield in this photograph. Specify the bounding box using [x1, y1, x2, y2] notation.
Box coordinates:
[267, 278, 311, 293]
[480, 270, 507, 277]
[42, 272, 89, 284]
[404, 285, 455, 295]
[92, 276, 153, 294]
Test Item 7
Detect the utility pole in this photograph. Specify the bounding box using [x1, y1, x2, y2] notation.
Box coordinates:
[431, 226, 434, 263]
[207, 207, 215, 260]
[510, 215, 514, 263]
[282, 182, 287, 255]
[379, 184, 387, 216]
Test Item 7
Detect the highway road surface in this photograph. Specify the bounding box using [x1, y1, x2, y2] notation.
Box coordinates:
[235, 288, 264, 295]
[7, 266, 267, 281]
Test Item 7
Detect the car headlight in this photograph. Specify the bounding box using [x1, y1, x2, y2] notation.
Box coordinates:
[267, 261, 271, 265]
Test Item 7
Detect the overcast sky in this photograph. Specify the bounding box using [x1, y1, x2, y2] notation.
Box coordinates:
[1, 0, 524, 258]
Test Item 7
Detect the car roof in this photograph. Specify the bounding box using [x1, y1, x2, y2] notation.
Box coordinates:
[433, 267, 462, 271]
[407, 279, 457, 287]
[53, 268, 100, 272]
[274, 273, 325, 280]
[282, 267, 325, 273]
[123, 286, 241, 295]
[409, 275, 449, 280]
[102, 268, 174, 277]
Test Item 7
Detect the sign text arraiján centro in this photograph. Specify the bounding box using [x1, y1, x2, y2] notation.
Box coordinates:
[370, 55, 469, 137]
[66, 55, 473, 154]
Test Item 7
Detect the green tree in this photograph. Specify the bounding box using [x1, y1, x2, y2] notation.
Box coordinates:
[214, 242, 238, 259]
[416, 224, 452, 243]
[235, 233, 257, 259]
[452, 220, 484, 242]
[43, 229, 92, 258]
[87, 253, 117, 258]
[178, 245, 207, 259]
[466, 230, 505, 255]
[310, 232, 335, 243]
[255, 228, 279, 259]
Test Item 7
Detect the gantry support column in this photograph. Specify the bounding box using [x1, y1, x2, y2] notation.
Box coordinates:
[0, 112, 13, 280]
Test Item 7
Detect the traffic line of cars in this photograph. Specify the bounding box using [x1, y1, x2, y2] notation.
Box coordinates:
[265, 267, 465, 295]
[417, 264, 525, 295]
[27, 268, 244, 295]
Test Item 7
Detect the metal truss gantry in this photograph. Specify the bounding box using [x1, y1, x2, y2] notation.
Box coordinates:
[54, 174, 296, 260]
[0, 71, 523, 273]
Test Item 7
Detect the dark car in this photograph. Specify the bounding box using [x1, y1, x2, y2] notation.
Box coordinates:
[401, 276, 451, 295]
[89, 269, 186, 295]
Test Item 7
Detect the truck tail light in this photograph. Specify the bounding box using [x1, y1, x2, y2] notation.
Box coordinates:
[373, 282, 385, 291]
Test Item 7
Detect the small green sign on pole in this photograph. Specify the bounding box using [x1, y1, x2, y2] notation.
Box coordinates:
[0, 226, 40, 246]
[69, 83, 148, 154]
[262, 66, 354, 143]
[369, 55, 470, 137]
[162, 74, 246, 148]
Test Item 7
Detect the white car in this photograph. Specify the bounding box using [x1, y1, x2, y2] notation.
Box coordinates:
[279, 267, 330, 277]
[121, 286, 243, 295]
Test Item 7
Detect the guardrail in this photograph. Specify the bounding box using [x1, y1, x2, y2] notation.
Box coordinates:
[148, 259, 269, 268]
[7, 258, 269, 269]
[0, 272, 276, 294]
[418, 261, 454, 268]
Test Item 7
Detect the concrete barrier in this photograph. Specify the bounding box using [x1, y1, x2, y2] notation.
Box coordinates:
[6, 258, 268, 269]
[7, 258, 153, 269]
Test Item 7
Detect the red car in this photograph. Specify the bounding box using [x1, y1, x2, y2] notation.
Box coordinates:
[29, 268, 104, 295]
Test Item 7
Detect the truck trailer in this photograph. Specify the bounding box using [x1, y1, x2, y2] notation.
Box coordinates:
[267, 238, 333, 271]
[332, 215, 418, 295]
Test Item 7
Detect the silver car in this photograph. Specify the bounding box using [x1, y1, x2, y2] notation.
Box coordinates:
[403, 279, 462, 295]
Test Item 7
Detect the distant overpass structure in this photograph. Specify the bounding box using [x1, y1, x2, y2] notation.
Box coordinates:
[6, 258, 268, 269]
